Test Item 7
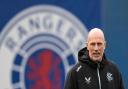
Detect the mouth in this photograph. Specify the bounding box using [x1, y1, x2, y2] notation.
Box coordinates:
[93, 52, 100, 55]
[93, 53, 100, 57]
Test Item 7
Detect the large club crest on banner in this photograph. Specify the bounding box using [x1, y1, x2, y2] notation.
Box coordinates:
[0, 5, 88, 89]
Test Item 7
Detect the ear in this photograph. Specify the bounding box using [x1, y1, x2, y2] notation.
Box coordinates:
[86, 42, 89, 50]
[104, 41, 106, 50]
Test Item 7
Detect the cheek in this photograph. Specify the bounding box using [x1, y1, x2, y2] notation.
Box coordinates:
[101, 45, 106, 50]
[88, 49, 93, 55]
[99, 47, 105, 52]
[89, 47, 95, 52]
[87, 45, 92, 50]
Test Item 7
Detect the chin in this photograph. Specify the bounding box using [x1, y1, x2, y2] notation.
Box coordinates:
[93, 58, 102, 62]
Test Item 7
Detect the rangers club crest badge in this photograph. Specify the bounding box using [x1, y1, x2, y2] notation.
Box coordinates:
[0, 5, 88, 89]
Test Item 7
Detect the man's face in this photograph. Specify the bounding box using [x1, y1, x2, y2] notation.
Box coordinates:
[87, 36, 106, 62]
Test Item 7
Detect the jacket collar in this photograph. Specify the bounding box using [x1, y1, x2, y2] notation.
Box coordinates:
[78, 47, 108, 69]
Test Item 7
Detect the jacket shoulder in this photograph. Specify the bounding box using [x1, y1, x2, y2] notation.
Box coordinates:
[64, 63, 81, 89]
[106, 60, 123, 79]
[68, 63, 82, 74]
[107, 60, 120, 71]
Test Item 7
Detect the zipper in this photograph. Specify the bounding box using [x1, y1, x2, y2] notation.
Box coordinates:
[97, 63, 101, 89]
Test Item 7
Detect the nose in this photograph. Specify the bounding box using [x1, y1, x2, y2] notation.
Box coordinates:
[94, 44, 98, 50]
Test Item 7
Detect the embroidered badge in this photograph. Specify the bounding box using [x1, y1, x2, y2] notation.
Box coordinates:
[85, 77, 91, 84]
[107, 72, 113, 82]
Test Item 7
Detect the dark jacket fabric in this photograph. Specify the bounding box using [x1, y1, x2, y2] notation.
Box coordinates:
[64, 47, 125, 89]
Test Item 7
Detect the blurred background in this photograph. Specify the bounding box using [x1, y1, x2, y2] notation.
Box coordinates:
[0, 0, 127, 89]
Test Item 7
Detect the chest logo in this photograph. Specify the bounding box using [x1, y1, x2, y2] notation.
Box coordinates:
[85, 77, 91, 84]
[107, 72, 113, 82]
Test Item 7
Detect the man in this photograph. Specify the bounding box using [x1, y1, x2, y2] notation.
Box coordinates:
[64, 28, 125, 89]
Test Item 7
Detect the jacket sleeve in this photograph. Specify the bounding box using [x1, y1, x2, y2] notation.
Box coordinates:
[64, 69, 78, 89]
[118, 71, 125, 89]
[114, 63, 125, 89]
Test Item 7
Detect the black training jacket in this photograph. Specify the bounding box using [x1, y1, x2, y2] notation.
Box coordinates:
[64, 47, 125, 89]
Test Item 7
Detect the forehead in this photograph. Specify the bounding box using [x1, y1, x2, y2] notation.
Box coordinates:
[87, 35, 105, 43]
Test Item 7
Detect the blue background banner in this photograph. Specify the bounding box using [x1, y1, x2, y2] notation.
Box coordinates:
[0, 0, 101, 31]
[0, 0, 127, 89]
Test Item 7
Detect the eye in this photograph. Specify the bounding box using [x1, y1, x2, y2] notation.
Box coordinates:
[97, 43, 102, 46]
[90, 43, 95, 46]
